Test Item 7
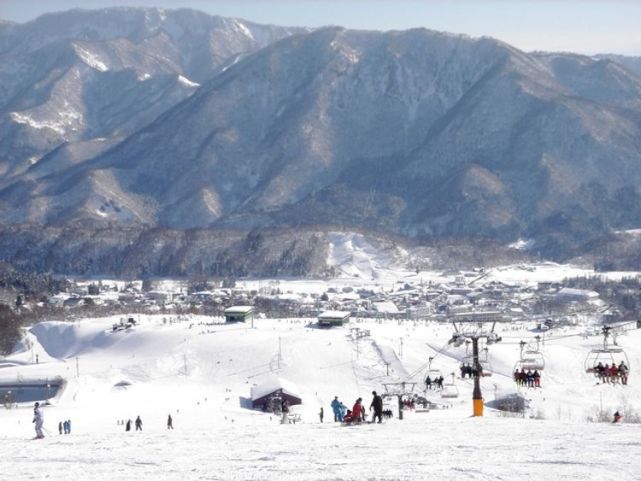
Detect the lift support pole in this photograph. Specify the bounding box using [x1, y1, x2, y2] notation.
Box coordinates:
[471, 337, 483, 417]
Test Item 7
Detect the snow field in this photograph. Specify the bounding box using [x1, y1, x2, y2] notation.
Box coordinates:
[2, 312, 641, 480]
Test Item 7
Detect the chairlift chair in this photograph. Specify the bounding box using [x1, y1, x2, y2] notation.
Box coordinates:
[584, 347, 629, 374]
[516, 338, 545, 372]
[461, 354, 492, 377]
[519, 352, 545, 371]
[584, 326, 631, 379]
[440, 373, 459, 399]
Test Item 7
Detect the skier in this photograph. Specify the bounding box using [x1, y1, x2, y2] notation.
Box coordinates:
[533, 370, 541, 388]
[167, 414, 173, 429]
[135, 415, 143, 431]
[125, 419, 132, 432]
[618, 361, 629, 385]
[369, 391, 383, 424]
[331, 396, 342, 422]
[319, 407, 324, 423]
[58, 421, 63, 435]
[32, 402, 44, 439]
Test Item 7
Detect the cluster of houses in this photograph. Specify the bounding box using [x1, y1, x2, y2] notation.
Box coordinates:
[19, 269, 616, 327]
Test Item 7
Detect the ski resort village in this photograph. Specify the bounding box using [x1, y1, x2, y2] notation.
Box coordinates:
[2, 237, 641, 480]
[2, 2, 641, 480]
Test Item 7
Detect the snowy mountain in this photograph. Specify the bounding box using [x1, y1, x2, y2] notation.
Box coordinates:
[1, 8, 641, 271]
[0, 8, 303, 194]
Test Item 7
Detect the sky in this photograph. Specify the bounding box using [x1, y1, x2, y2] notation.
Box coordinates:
[0, 0, 640, 55]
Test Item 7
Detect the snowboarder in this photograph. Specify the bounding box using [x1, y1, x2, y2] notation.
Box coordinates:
[125, 419, 132, 432]
[32, 402, 44, 439]
[167, 414, 173, 429]
[370, 391, 383, 424]
[135, 416, 142, 431]
[613, 411, 622, 423]
[319, 407, 324, 423]
[331, 396, 342, 422]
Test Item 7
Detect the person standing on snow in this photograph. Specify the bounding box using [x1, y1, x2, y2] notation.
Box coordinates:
[167, 414, 173, 429]
[370, 391, 383, 424]
[280, 399, 289, 424]
[331, 396, 341, 422]
[135, 416, 143, 431]
[125, 419, 132, 432]
[319, 407, 324, 423]
[32, 402, 44, 439]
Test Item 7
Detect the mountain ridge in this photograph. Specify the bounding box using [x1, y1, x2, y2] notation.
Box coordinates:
[1, 8, 641, 271]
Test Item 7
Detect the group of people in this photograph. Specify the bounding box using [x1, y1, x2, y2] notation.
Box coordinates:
[331, 391, 383, 424]
[513, 369, 541, 388]
[593, 361, 629, 385]
[123, 416, 143, 431]
[424, 375, 444, 390]
[460, 363, 485, 378]
[57, 419, 72, 435]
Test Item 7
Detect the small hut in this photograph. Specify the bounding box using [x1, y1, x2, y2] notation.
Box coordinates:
[250, 377, 302, 411]
[318, 310, 350, 327]
[224, 305, 255, 323]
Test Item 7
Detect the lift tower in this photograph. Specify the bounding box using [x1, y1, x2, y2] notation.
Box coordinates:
[448, 311, 506, 417]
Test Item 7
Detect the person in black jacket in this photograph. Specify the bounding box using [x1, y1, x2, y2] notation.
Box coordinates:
[369, 391, 383, 424]
[135, 415, 142, 431]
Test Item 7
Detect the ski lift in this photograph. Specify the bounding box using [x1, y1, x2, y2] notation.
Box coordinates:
[441, 372, 459, 399]
[585, 326, 630, 375]
[424, 357, 443, 382]
[514, 337, 545, 372]
[461, 353, 492, 377]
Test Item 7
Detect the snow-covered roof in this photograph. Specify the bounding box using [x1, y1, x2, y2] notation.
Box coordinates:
[250, 377, 302, 401]
[556, 288, 599, 299]
[224, 305, 254, 314]
[372, 301, 399, 314]
[318, 310, 351, 319]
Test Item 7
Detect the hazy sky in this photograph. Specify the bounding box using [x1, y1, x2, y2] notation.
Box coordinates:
[1, 0, 639, 55]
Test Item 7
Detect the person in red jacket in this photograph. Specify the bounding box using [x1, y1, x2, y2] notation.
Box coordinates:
[352, 398, 364, 423]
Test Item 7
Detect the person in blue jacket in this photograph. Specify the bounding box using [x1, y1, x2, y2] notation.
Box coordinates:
[331, 396, 342, 422]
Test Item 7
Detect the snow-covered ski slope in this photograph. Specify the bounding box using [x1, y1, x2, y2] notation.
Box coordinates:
[2, 310, 641, 481]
